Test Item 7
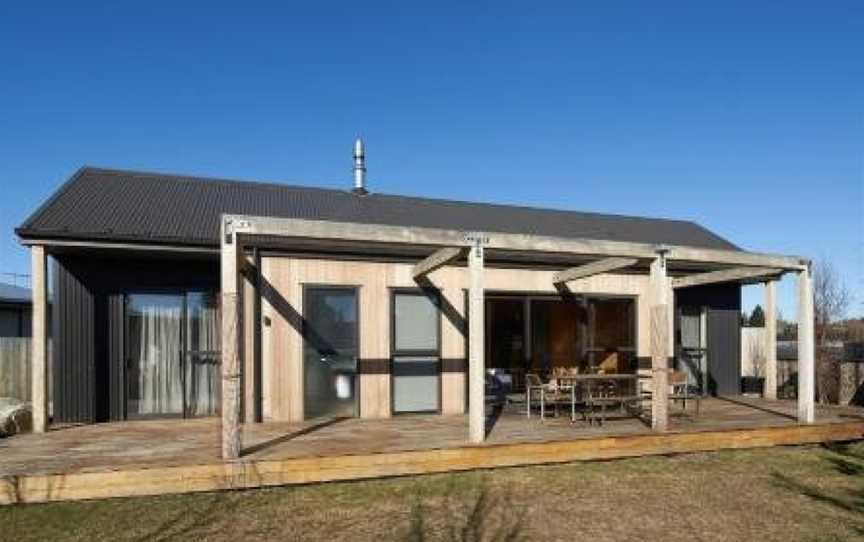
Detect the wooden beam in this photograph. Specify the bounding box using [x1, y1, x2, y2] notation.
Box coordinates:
[552, 257, 638, 284]
[672, 267, 782, 289]
[230, 215, 807, 271]
[412, 246, 465, 278]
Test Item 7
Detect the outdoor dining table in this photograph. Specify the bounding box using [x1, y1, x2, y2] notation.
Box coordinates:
[553, 373, 641, 423]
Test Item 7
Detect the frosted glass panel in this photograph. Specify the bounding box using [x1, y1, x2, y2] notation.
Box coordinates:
[394, 294, 438, 351]
[393, 356, 439, 412]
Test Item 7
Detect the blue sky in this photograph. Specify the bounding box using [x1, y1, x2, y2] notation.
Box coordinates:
[0, 2, 861, 318]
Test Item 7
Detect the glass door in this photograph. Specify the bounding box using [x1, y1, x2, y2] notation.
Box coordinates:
[677, 306, 707, 395]
[303, 287, 359, 419]
[126, 291, 221, 419]
[126, 294, 185, 418]
[185, 292, 221, 416]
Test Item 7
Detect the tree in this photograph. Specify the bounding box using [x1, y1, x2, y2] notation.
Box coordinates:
[812, 258, 851, 404]
[749, 305, 766, 327]
[814, 259, 851, 345]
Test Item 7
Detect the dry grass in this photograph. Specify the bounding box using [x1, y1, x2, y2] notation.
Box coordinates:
[3, 442, 864, 542]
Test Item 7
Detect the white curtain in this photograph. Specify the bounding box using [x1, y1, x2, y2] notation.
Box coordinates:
[137, 305, 184, 415]
[186, 302, 220, 416]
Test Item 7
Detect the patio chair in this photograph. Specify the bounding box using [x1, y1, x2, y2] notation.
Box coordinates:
[585, 379, 619, 426]
[525, 373, 569, 420]
[485, 373, 506, 408]
[525, 373, 544, 418]
[668, 370, 700, 416]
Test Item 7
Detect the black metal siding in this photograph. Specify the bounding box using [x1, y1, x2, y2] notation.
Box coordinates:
[52, 254, 218, 423]
[53, 258, 96, 422]
[707, 309, 742, 395]
[107, 294, 125, 421]
[675, 283, 742, 396]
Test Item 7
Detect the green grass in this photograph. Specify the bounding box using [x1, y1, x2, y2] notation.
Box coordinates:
[3, 442, 864, 541]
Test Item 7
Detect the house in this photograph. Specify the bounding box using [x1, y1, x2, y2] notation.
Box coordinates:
[16, 140, 815, 459]
[0, 282, 31, 338]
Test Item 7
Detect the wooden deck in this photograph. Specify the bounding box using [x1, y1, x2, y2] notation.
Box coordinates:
[2, 397, 863, 504]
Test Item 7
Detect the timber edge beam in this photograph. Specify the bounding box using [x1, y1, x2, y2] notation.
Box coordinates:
[2, 421, 862, 505]
[224, 215, 808, 271]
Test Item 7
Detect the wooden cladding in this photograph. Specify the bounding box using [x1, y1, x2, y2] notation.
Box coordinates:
[258, 256, 662, 423]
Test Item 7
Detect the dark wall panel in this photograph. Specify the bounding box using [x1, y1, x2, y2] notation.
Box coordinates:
[707, 309, 742, 395]
[674, 283, 741, 396]
[52, 253, 217, 423]
[53, 258, 95, 422]
[107, 294, 125, 421]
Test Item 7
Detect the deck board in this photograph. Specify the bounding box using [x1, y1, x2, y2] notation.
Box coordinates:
[1, 398, 863, 504]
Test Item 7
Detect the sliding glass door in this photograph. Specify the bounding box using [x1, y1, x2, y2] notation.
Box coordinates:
[185, 292, 221, 416]
[125, 292, 220, 419]
[486, 295, 636, 377]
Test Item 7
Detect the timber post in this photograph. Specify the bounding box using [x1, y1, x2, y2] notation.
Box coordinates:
[797, 263, 815, 423]
[467, 232, 487, 444]
[31, 245, 49, 433]
[221, 218, 245, 459]
[764, 280, 778, 400]
[649, 249, 670, 432]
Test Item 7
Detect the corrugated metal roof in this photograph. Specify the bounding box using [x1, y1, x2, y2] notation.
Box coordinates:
[16, 167, 740, 251]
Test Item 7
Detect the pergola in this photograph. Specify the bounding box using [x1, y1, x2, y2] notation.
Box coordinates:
[190, 214, 815, 459]
[24, 214, 810, 457]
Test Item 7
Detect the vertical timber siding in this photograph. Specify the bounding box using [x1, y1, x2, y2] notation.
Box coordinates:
[260, 256, 655, 423]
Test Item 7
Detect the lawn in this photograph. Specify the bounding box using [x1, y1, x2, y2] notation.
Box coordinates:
[2, 442, 863, 542]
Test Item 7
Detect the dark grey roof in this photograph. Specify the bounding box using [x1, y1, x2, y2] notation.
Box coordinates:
[0, 283, 30, 304]
[17, 167, 739, 251]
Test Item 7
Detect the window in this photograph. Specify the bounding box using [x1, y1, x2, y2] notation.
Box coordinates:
[392, 290, 440, 413]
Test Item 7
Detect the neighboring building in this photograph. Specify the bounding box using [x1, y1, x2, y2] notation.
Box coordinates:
[0, 283, 31, 337]
[15, 146, 811, 432]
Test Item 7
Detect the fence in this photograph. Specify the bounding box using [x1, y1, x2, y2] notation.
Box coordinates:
[0, 337, 31, 401]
